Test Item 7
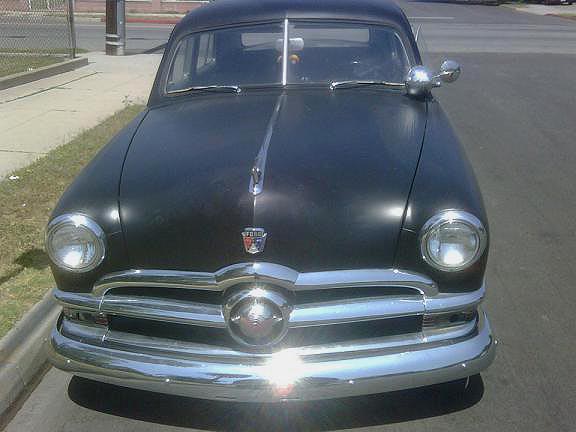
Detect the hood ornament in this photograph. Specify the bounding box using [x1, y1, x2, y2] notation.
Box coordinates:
[242, 228, 267, 254]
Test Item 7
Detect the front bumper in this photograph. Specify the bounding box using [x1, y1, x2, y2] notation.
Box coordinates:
[47, 311, 495, 402]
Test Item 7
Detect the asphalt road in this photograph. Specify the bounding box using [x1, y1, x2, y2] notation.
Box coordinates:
[0, 20, 174, 54]
[74, 22, 174, 53]
[2, 2, 576, 54]
[3, 2, 576, 432]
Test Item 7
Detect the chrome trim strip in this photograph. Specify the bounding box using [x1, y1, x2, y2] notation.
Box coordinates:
[48, 311, 496, 402]
[249, 94, 285, 196]
[294, 268, 438, 296]
[53, 289, 101, 310]
[94, 269, 218, 295]
[424, 284, 485, 314]
[101, 295, 226, 328]
[93, 263, 438, 297]
[289, 296, 424, 327]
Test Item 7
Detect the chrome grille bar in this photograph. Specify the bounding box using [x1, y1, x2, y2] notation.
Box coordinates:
[93, 264, 438, 297]
[101, 295, 226, 328]
[55, 291, 423, 329]
[289, 296, 424, 327]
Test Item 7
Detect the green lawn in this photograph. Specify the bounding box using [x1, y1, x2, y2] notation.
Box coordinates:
[0, 55, 64, 78]
[0, 104, 144, 338]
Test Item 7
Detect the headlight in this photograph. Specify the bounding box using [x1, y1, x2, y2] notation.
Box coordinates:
[420, 210, 487, 272]
[45, 214, 106, 272]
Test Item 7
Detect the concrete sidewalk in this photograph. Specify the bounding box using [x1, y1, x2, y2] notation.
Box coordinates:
[0, 52, 161, 179]
[504, 4, 576, 17]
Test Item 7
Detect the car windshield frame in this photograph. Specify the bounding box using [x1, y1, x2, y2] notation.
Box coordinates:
[162, 19, 414, 96]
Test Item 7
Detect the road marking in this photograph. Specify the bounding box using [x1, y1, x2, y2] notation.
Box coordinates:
[77, 23, 173, 29]
[408, 16, 455, 20]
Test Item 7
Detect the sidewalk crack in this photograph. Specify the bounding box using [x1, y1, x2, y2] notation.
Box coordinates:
[0, 72, 99, 105]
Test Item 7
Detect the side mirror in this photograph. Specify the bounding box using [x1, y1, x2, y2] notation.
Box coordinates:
[405, 66, 434, 97]
[405, 61, 461, 97]
[435, 60, 461, 83]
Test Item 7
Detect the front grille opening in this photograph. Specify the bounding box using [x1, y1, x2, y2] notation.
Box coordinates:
[285, 316, 422, 346]
[108, 315, 422, 350]
[294, 286, 421, 303]
[107, 285, 420, 307]
[108, 287, 223, 304]
[109, 316, 230, 345]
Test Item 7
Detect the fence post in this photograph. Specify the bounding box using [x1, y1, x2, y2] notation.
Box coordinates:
[68, 0, 77, 58]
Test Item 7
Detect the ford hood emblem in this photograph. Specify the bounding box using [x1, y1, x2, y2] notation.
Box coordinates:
[242, 228, 267, 254]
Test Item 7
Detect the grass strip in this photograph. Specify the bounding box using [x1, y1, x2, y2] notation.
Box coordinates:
[0, 104, 144, 338]
[0, 55, 63, 78]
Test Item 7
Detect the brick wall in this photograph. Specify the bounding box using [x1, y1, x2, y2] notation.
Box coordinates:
[73, 0, 207, 14]
[1, 0, 207, 13]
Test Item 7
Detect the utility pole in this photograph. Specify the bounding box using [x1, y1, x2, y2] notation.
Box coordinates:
[67, 0, 76, 58]
[105, 0, 125, 55]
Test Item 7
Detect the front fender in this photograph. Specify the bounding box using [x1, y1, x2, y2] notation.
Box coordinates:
[395, 100, 489, 293]
[49, 110, 149, 293]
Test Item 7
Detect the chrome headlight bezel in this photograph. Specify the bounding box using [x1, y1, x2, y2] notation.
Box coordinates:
[45, 213, 106, 273]
[420, 210, 487, 272]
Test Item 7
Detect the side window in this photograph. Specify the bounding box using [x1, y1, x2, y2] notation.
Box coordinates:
[167, 37, 195, 92]
[197, 33, 215, 72]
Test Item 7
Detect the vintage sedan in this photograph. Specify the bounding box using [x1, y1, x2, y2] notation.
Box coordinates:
[46, 0, 495, 402]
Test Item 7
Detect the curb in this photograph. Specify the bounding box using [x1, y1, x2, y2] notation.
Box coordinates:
[0, 290, 60, 421]
[0, 57, 88, 91]
[547, 13, 576, 21]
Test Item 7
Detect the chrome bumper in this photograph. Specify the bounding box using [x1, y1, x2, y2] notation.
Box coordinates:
[47, 311, 495, 402]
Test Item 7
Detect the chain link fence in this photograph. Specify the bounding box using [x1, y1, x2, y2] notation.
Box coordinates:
[0, 0, 75, 77]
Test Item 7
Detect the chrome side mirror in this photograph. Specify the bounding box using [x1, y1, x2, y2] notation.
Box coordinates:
[405, 61, 461, 97]
[435, 60, 461, 83]
[405, 66, 434, 97]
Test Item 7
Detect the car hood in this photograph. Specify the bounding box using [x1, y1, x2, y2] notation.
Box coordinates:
[120, 90, 427, 272]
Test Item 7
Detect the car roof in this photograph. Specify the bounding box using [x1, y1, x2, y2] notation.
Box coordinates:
[175, 0, 412, 35]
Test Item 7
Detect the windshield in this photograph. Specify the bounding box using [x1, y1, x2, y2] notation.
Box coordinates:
[165, 21, 410, 93]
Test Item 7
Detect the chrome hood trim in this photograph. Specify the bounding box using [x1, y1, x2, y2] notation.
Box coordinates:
[249, 94, 286, 196]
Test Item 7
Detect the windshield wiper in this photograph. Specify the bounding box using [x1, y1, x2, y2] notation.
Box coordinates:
[169, 85, 242, 95]
[329, 80, 405, 91]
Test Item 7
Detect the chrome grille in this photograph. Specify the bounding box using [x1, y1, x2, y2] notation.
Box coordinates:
[103, 284, 424, 328]
[54, 263, 485, 359]
[100, 281, 425, 349]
